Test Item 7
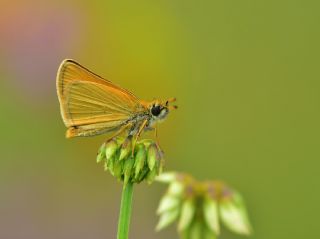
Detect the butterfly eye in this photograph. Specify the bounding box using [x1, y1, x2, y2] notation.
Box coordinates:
[151, 105, 161, 116]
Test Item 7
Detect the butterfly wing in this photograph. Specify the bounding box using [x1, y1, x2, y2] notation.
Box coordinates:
[56, 59, 144, 138]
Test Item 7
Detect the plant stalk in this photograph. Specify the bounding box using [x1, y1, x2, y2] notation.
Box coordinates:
[117, 182, 134, 239]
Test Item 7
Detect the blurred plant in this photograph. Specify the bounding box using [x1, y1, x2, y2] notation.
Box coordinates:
[156, 172, 252, 239]
[96, 136, 164, 239]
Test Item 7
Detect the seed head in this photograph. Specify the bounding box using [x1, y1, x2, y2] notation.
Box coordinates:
[97, 137, 165, 186]
[155, 172, 252, 239]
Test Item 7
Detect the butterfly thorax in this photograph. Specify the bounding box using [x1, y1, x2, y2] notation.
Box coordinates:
[126, 100, 169, 136]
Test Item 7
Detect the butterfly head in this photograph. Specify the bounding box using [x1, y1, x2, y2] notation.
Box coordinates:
[148, 98, 178, 122]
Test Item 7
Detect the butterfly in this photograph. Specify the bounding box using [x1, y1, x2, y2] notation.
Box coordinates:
[56, 59, 177, 146]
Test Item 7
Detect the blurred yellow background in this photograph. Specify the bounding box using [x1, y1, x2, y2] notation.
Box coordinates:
[0, 0, 319, 238]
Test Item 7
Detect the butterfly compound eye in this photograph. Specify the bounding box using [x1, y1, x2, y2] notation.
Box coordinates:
[151, 105, 161, 116]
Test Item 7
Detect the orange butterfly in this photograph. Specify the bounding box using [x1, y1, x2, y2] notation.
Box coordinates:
[56, 59, 177, 144]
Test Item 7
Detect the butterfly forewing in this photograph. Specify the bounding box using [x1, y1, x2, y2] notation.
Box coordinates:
[56, 59, 144, 137]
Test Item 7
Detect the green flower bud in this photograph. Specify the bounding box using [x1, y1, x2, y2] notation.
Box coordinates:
[156, 172, 177, 183]
[158, 157, 165, 174]
[157, 195, 180, 214]
[219, 192, 252, 235]
[136, 167, 149, 183]
[119, 137, 132, 161]
[103, 161, 109, 171]
[147, 143, 158, 170]
[105, 155, 115, 172]
[113, 159, 123, 180]
[98, 137, 166, 185]
[96, 143, 106, 163]
[178, 198, 195, 231]
[203, 225, 217, 239]
[147, 144, 157, 171]
[123, 156, 135, 186]
[134, 144, 147, 179]
[182, 220, 216, 239]
[203, 198, 219, 235]
[168, 181, 185, 197]
[105, 139, 118, 160]
[156, 207, 180, 231]
[188, 220, 202, 239]
[156, 173, 252, 239]
[146, 167, 158, 184]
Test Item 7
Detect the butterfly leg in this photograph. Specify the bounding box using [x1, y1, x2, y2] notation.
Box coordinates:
[105, 123, 132, 143]
[152, 126, 163, 154]
[131, 119, 148, 155]
[153, 125, 161, 146]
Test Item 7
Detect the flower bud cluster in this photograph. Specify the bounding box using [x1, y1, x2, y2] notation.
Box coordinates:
[96, 137, 164, 185]
[155, 172, 252, 239]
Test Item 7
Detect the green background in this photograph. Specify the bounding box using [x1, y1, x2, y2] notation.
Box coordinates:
[0, 0, 319, 238]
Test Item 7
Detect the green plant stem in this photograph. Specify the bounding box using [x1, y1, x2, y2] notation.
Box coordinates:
[117, 182, 134, 239]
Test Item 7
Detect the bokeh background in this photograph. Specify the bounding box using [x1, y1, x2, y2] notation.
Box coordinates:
[1, 0, 319, 238]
